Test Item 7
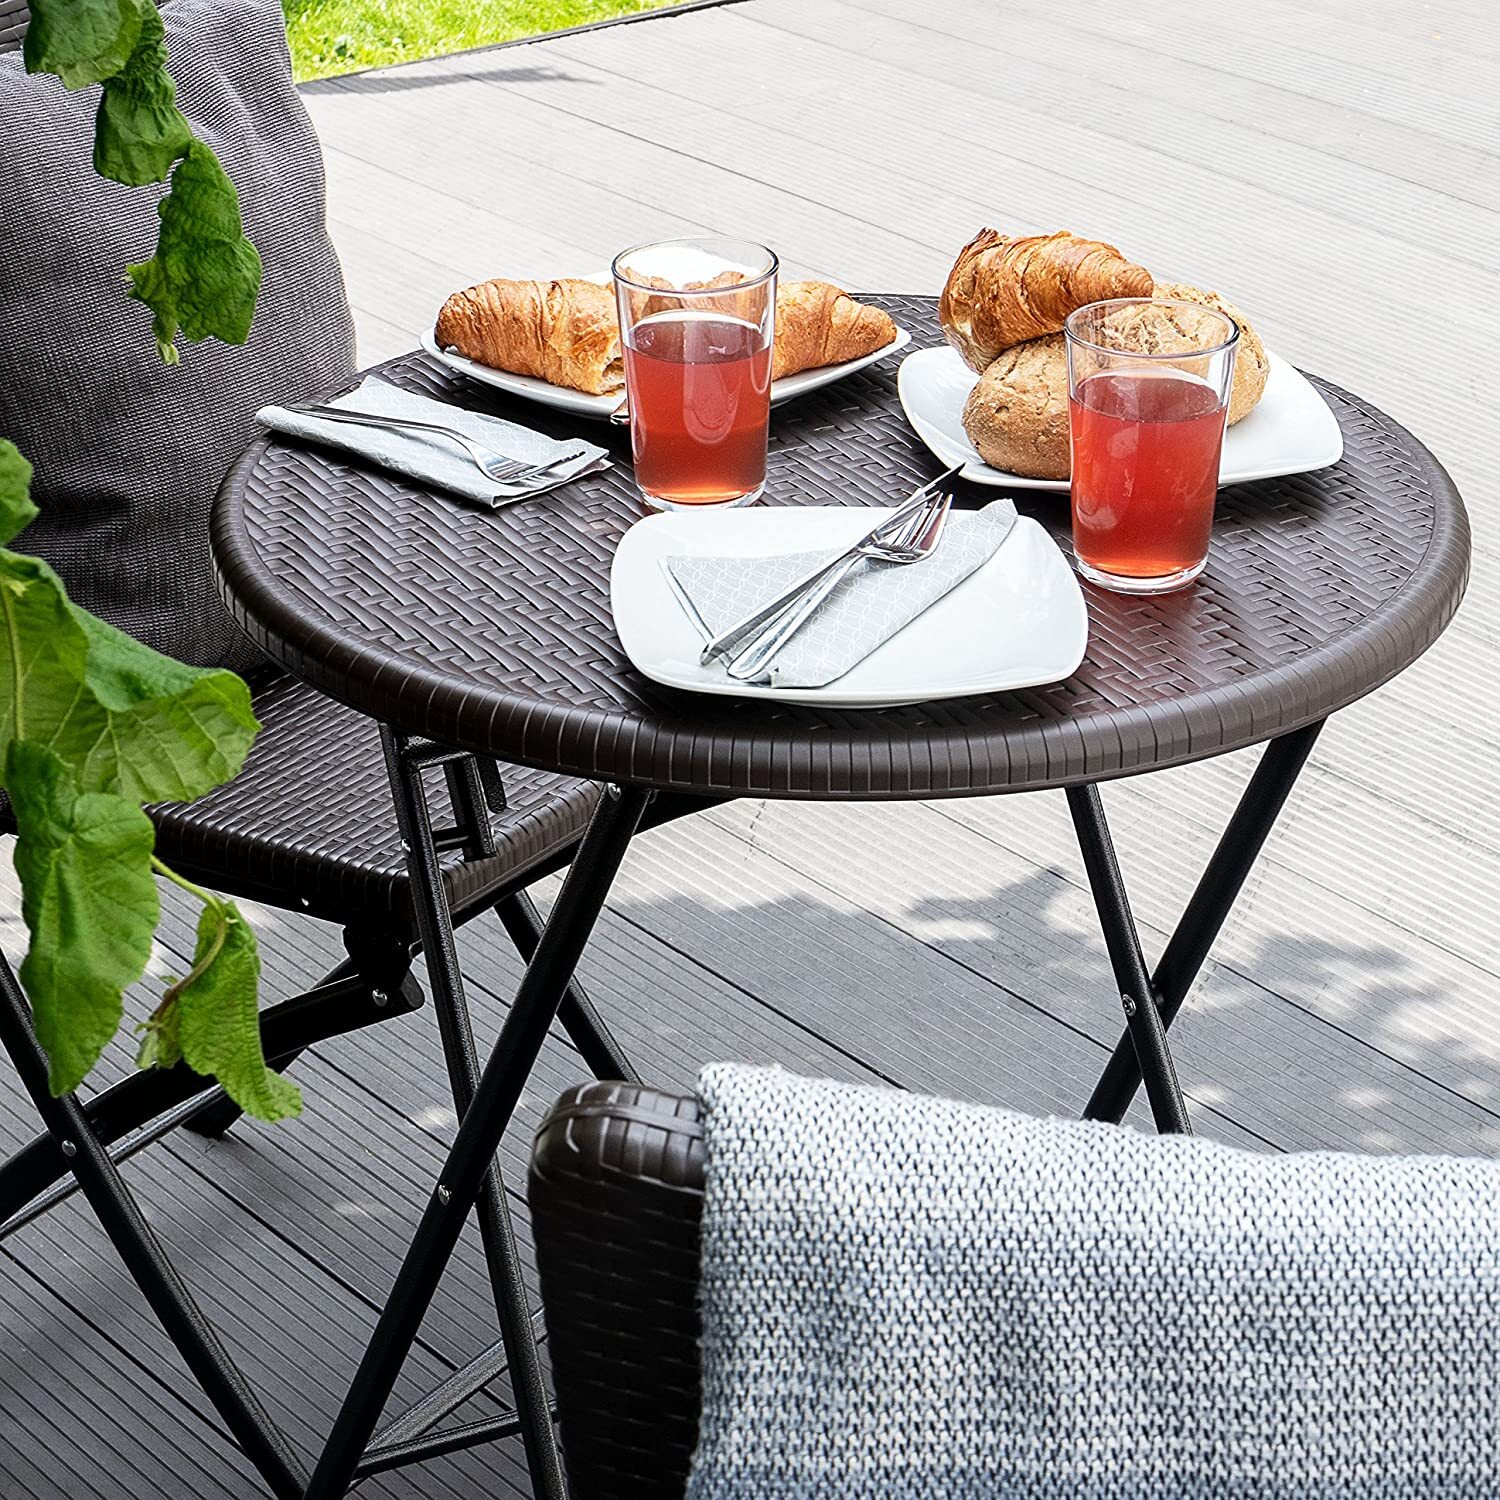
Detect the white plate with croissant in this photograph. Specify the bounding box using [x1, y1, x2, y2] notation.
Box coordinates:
[423, 275, 910, 418]
[899, 230, 1344, 491]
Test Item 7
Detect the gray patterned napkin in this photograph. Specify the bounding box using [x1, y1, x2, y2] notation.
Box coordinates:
[665, 501, 1018, 689]
[257, 377, 610, 508]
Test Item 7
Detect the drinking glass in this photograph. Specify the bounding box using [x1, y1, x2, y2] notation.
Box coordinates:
[612, 237, 777, 511]
[1064, 297, 1239, 594]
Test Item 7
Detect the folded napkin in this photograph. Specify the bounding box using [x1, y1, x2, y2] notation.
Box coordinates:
[665, 500, 1018, 689]
[257, 377, 610, 508]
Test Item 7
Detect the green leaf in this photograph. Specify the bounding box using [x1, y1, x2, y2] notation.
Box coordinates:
[23, 0, 145, 89]
[0, 548, 258, 801]
[174, 900, 300, 1122]
[0, 550, 94, 754]
[53, 611, 259, 802]
[0, 442, 37, 545]
[93, 2, 192, 187]
[127, 140, 263, 362]
[7, 740, 158, 1095]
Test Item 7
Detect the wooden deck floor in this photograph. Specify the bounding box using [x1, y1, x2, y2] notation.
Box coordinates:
[2, 0, 1498, 1493]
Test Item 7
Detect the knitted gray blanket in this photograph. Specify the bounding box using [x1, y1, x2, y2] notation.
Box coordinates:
[688, 1064, 1500, 1498]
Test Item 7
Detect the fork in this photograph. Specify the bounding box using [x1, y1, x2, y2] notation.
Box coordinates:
[724, 485, 954, 682]
[284, 403, 588, 487]
[699, 464, 965, 667]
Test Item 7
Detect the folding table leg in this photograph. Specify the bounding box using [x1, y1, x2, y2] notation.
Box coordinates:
[1066, 784, 1193, 1135]
[494, 891, 637, 1083]
[440, 752, 636, 1082]
[380, 727, 565, 1499]
[0, 958, 308, 1500]
[1081, 721, 1324, 1126]
[306, 780, 652, 1500]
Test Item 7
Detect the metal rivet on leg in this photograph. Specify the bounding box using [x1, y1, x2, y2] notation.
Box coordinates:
[371, 988, 388, 1007]
[59, 1140, 77, 1158]
[1120, 993, 1138, 1018]
[436, 1185, 452, 1206]
[605, 783, 622, 801]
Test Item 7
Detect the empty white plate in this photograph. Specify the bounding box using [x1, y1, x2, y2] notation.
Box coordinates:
[897, 344, 1344, 492]
[611, 505, 1089, 708]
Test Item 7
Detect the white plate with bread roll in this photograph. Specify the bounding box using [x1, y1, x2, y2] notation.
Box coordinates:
[423, 274, 910, 419]
[899, 345, 1343, 493]
[905, 229, 1344, 491]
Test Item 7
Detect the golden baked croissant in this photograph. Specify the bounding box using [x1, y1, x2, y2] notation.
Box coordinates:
[435, 278, 623, 395]
[435, 276, 897, 393]
[772, 281, 897, 379]
[940, 230, 1153, 372]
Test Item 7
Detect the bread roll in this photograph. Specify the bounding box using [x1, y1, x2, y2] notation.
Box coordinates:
[1152, 282, 1268, 424]
[961, 335, 1070, 480]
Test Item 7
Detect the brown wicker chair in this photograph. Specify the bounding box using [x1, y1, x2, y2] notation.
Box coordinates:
[529, 1081, 708, 1500]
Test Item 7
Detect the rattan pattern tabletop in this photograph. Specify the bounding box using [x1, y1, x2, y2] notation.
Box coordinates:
[212, 294, 1469, 800]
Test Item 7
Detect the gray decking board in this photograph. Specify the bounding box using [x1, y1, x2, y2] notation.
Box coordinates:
[1, 0, 1496, 1494]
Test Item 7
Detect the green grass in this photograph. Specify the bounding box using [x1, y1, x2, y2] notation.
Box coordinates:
[284, 0, 683, 81]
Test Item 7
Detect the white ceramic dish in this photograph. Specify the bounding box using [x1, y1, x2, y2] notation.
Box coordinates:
[610, 504, 1089, 708]
[421, 315, 910, 419]
[897, 344, 1344, 491]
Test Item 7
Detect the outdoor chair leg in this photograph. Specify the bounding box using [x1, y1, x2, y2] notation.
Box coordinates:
[0, 965, 423, 1233]
[183, 928, 421, 1140]
[306, 780, 652, 1500]
[0, 956, 308, 1500]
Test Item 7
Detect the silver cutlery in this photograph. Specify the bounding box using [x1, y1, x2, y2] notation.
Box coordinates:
[725, 483, 954, 682]
[699, 463, 965, 667]
[284, 403, 588, 487]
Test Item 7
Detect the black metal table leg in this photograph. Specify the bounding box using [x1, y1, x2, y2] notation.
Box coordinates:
[441, 752, 636, 1083]
[305, 781, 652, 1500]
[1083, 721, 1325, 1124]
[494, 890, 637, 1083]
[0, 960, 308, 1500]
[380, 728, 566, 1500]
[1066, 783, 1193, 1135]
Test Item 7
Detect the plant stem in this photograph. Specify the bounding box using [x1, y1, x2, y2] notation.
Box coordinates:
[151, 855, 218, 906]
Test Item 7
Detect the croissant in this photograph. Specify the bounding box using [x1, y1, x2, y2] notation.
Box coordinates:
[940, 229, 1153, 372]
[772, 281, 897, 379]
[435, 277, 623, 395]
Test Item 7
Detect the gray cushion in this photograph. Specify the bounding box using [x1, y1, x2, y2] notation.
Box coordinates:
[691, 1064, 1500, 1498]
[0, 0, 355, 669]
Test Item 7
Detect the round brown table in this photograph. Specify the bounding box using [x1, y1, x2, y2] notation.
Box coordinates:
[211, 293, 1469, 1498]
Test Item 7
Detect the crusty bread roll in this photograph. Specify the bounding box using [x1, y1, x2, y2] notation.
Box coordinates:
[1152, 282, 1268, 424]
[962, 335, 1070, 480]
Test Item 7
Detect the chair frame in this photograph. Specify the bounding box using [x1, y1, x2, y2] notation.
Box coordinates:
[0, 724, 641, 1497]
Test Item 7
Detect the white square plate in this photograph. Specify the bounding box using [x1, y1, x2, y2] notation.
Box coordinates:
[611, 505, 1089, 708]
[897, 344, 1344, 491]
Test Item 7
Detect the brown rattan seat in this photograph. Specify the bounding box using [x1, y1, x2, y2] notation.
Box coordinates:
[529, 1082, 707, 1500]
[147, 671, 601, 926]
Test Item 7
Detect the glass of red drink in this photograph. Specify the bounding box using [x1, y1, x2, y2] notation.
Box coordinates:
[1064, 297, 1239, 594]
[612, 238, 777, 511]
